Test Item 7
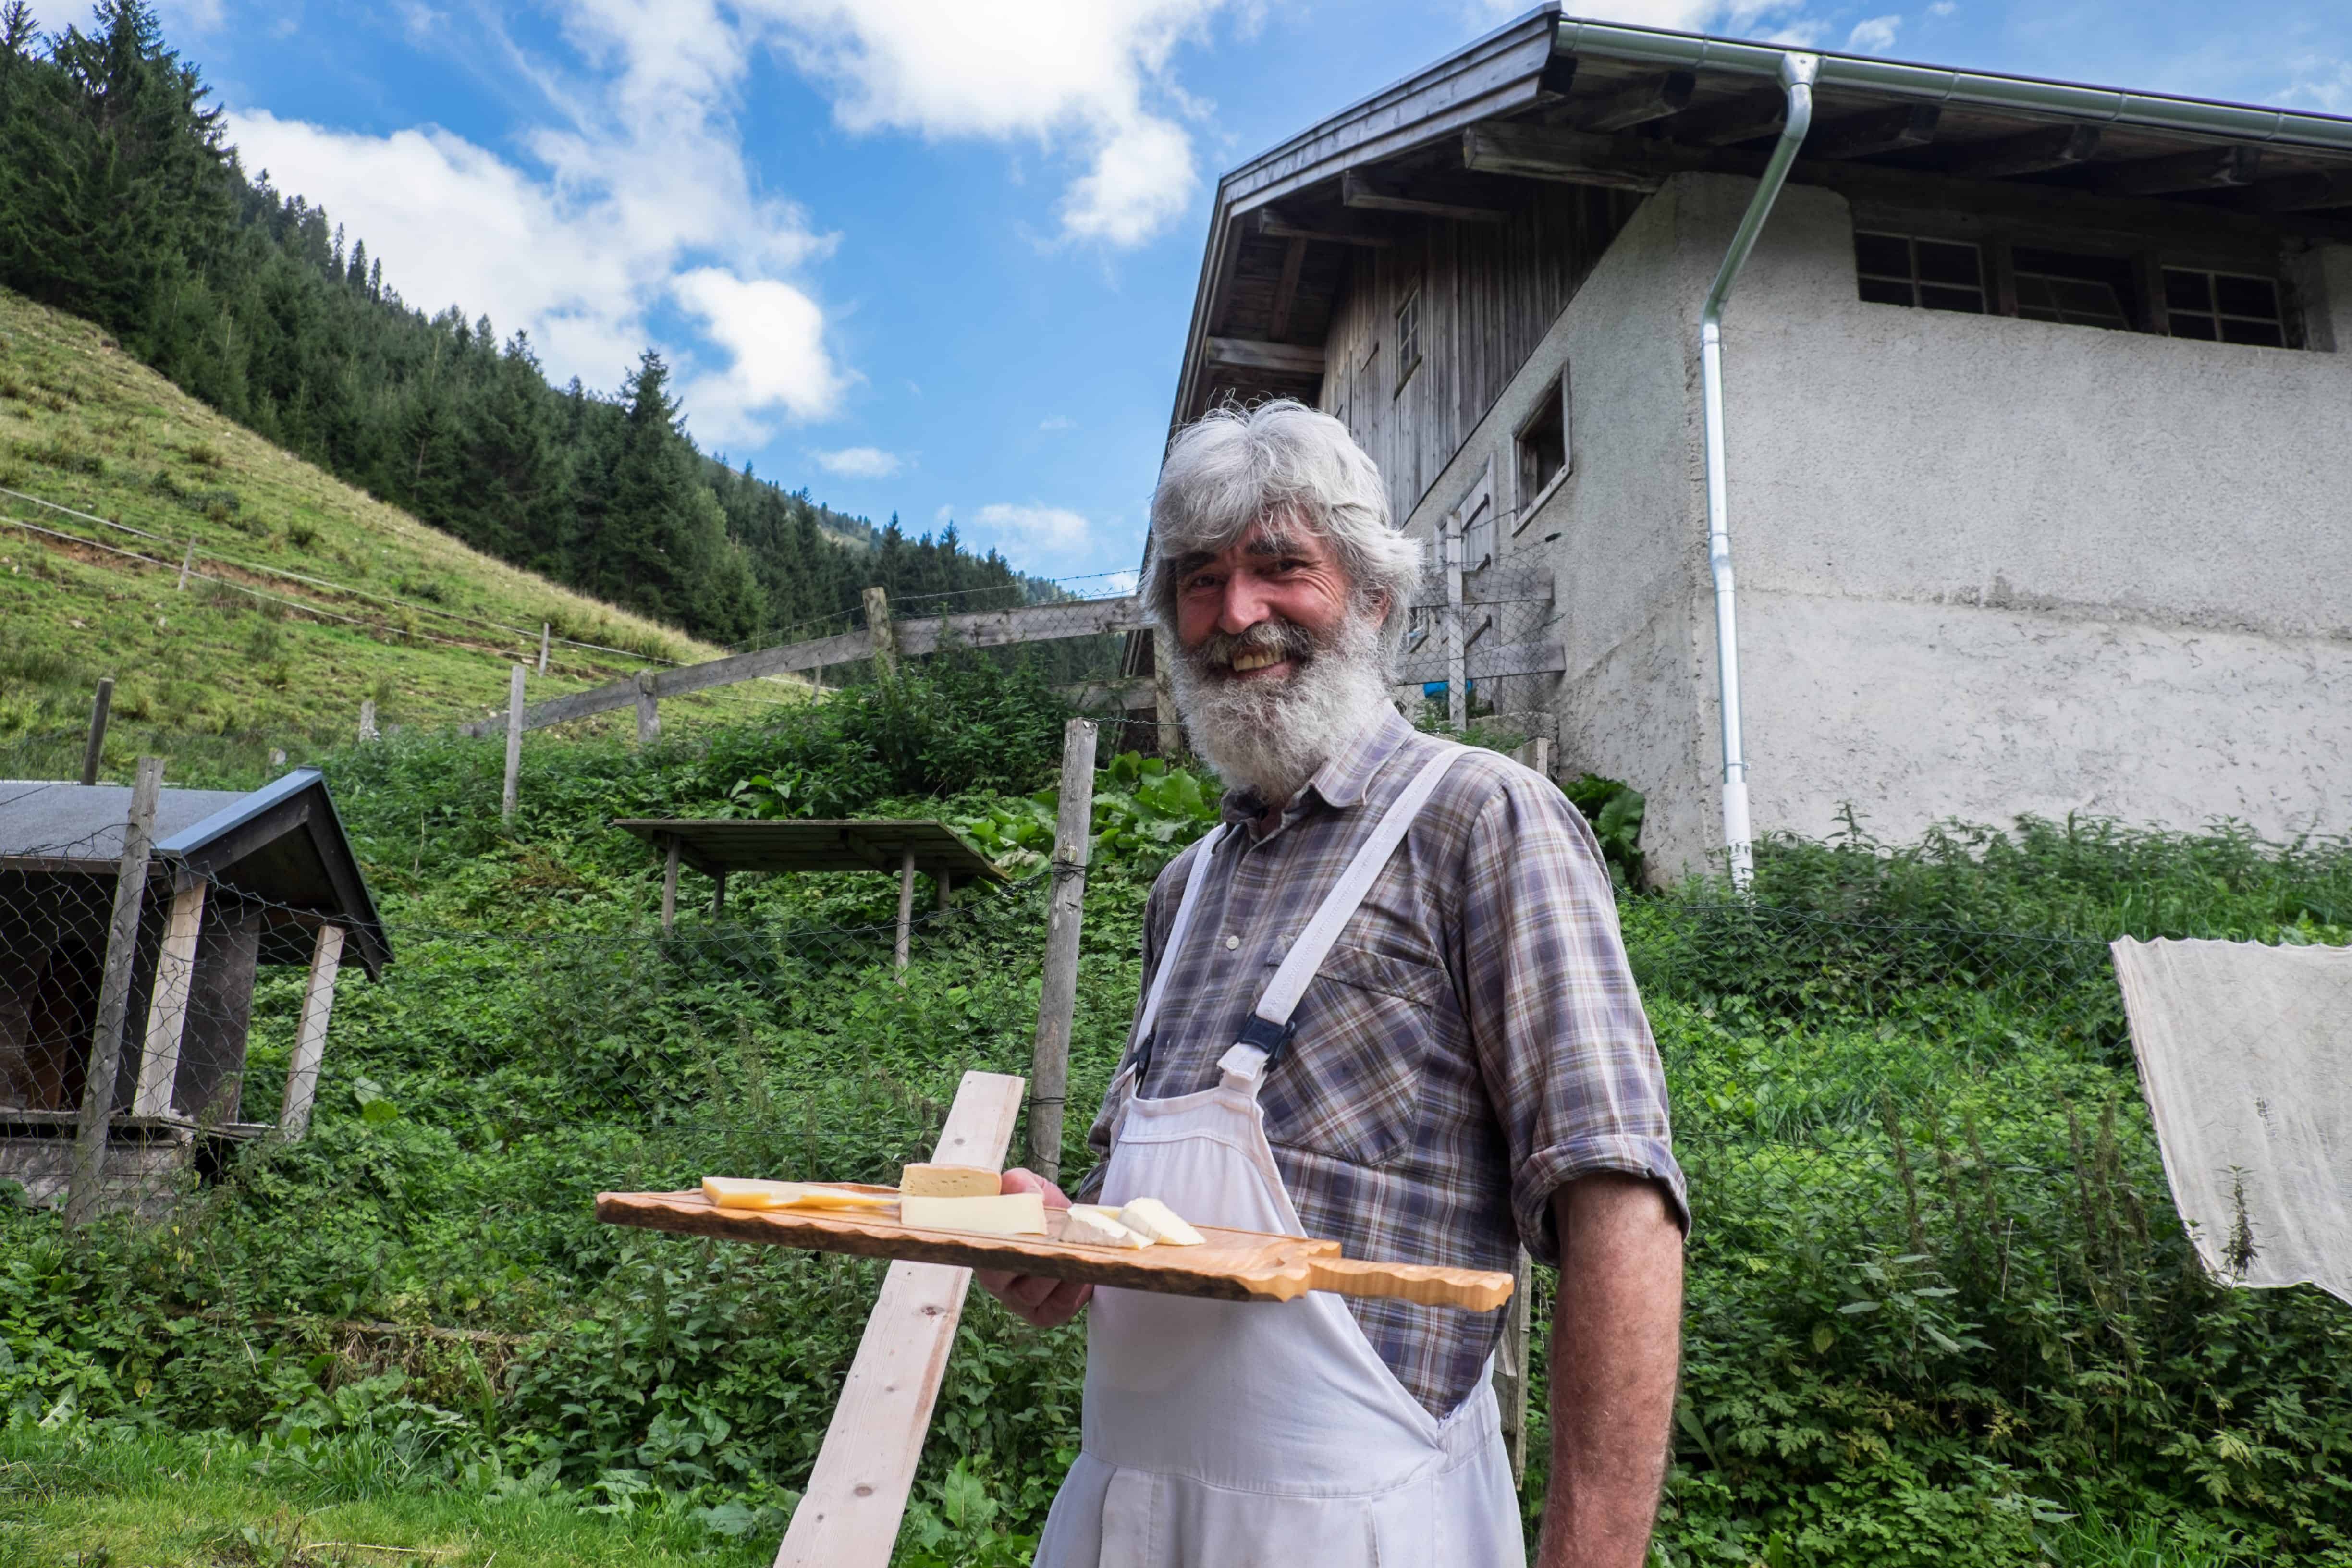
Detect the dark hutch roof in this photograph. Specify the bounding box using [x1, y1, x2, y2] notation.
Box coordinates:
[1171, 4, 2352, 425]
[0, 769, 390, 977]
[612, 818, 1005, 882]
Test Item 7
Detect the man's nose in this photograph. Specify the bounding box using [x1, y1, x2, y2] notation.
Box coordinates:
[1215, 573, 1274, 635]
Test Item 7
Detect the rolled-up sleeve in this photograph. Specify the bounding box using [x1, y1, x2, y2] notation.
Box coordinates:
[1456, 777, 1688, 1265]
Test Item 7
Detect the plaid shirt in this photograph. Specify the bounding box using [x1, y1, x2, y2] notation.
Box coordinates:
[1078, 708, 1686, 1417]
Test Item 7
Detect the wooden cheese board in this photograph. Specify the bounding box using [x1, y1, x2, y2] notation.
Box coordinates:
[595, 1187, 1516, 1311]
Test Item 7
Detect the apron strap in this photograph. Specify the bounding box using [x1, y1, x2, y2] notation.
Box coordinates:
[1124, 823, 1230, 1089]
[1222, 745, 1466, 1089]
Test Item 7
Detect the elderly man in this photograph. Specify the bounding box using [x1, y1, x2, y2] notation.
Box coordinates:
[981, 401, 1685, 1568]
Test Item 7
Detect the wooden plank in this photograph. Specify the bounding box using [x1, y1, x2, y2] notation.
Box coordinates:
[1576, 70, 1694, 133]
[1267, 237, 1308, 340]
[131, 880, 205, 1118]
[769, 1070, 1026, 1568]
[277, 923, 344, 1141]
[1461, 123, 1666, 192]
[600, 1189, 1517, 1311]
[1027, 720, 1096, 1183]
[1942, 124, 2100, 178]
[1202, 337, 1327, 376]
[2095, 144, 2261, 196]
[65, 757, 160, 1227]
[1669, 90, 1787, 147]
[1811, 103, 1941, 160]
[1256, 205, 1396, 248]
[1343, 168, 1511, 223]
[891, 597, 1149, 658]
[1465, 639, 1566, 680]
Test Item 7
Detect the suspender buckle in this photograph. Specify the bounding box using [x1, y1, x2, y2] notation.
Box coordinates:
[1235, 1013, 1297, 1068]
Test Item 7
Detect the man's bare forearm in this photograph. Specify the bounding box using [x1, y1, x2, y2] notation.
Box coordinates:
[1536, 1174, 1684, 1568]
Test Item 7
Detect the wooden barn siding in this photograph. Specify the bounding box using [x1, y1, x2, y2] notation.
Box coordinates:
[1322, 186, 1638, 526]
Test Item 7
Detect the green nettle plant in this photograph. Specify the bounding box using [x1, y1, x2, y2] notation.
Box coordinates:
[1, 692, 2347, 1568]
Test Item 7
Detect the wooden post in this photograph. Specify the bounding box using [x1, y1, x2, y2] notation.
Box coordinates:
[176, 539, 193, 591]
[1444, 515, 1467, 731]
[1493, 1248, 1535, 1484]
[65, 757, 161, 1227]
[635, 670, 660, 744]
[269, 748, 286, 770]
[773, 1071, 1025, 1568]
[502, 664, 526, 823]
[661, 835, 682, 935]
[358, 698, 378, 742]
[863, 586, 897, 679]
[1027, 718, 1097, 1183]
[130, 878, 206, 1118]
[893, 849, 916, 977]
[276, 923, 344, 1141]
[1152, 628, 1182, 759]
[711, 870, 728, 918]
[80, 678, 114, 786]
[936, 870, 952, 914]
[538, 621, 551, 675]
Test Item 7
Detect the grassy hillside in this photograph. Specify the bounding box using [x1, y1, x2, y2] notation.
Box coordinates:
[0, 286, 796, 776]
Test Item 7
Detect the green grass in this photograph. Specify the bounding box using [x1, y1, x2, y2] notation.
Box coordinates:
[0, 286, 796, 767]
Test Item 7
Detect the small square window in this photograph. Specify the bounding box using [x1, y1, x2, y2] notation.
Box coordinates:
[1394, 288, 1422, 395]
[1516, 372, 1569, 516]
[1854, 232, 1987, 314]
[2165, 267, 2285, 348]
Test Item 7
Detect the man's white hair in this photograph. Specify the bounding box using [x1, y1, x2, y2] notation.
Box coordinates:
[1143, 400, 1421, 660]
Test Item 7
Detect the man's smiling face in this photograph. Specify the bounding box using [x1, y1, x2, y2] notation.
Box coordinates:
[1170, 514, 1360, 686]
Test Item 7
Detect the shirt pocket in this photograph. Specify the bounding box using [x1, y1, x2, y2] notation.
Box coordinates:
[1262, 941, 1455, 1169]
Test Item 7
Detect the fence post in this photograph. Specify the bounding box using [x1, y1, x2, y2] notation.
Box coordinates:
[1444, 513, 1466, 731]
[176, 539, 193, 591]
[277, 923, 346, 1141]
[635, 671, 661, 744]
[661, 835, 681, 935]
[358, 699, 379, 742]
[80, 677, 114, 785]
[1152, 629, 1182, 759]
[1027, 718, 1097, 1183]
[502, 664, 526, 823]
[538, 621, 551, 676]
[65, 756, 161, 1227]
[893, 849, 916, 978]
[864, 586, 897, 679]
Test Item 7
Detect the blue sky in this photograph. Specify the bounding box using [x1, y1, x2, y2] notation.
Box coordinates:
[140, 0, 2351, 590]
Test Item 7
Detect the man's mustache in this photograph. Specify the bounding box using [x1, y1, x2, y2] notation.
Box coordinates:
[1193, 619, 1319, 671]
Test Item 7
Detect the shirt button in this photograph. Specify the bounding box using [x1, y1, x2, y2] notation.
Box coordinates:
[1224, 934, 1240, 950]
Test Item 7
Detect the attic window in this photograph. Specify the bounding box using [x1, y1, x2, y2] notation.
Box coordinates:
[1854, 233, 1986, 313]
[2164, 268, 2286, 347]
[2012, 247, 2137, 331]
[1515, 370, 1570, 522]
[1394, 288, 1422, 395]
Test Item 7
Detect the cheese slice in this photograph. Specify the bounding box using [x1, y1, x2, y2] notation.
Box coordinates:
[702, 1176, 894, 1212]
[1116, 1197, 1205, 1246]
[900, 1163, 1002, 1198]
[900, 1191, 1048, 1236]
[1058, 1206, 1150, 1249]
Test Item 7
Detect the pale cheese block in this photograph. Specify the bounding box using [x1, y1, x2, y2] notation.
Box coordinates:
[1057, 1206, 1151, 1249]
[1116, 1197, 1205, 1246]
[900, 1163, 1002, 1198]
[900, 1191, 1048, 1236]
[702, 1176, 894, 1212]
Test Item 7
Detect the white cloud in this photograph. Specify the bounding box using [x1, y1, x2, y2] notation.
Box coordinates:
[2281, 58, 2352, 114]
[974, 502, 1094, 564]
[1926, 1, 1956, 15]
[811, 445, 904, 479]
[1474, 0, 1830, 43]
[1039, 415, 1076, 431]
[225, 0, 846, 444]
[1845, 14, 1901, 54]
[743, 0, 1227, 245]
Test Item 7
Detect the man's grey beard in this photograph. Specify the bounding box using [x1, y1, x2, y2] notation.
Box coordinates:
[1168, 609, 1394, 805]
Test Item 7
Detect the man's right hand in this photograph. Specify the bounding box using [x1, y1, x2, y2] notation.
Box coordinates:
[975, 1168, 1094, 1328]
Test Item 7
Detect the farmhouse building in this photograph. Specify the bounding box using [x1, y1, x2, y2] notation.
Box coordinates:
[0, 768, 387, 1211]
[1155, 8, 2352, 877]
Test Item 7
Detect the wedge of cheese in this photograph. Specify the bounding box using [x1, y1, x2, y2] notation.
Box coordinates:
[702, 1176, 894, 1212]
[899, 1163, 1001, 1198]
[1058, 1206, 1151, 1249]
[1116, 1197, 1205, 1246]
[900, 1191, 1048, 1236]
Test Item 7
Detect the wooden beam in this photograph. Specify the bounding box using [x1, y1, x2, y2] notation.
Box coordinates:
[1254, 204, 1396, 247]
[864, 586, 897, 678]
[893, 849, 915, 977]
[1462, 123, 1668, 192]
[1942, 123, 2101, 178]
[1027, 719, 1096, 1183]
[131, 880, 205, 1118]
[277, 923, 344, 1141]
[634, 670, 660, 744]
[1575, 70, 1694, 133]
[772, 1070, 1026, 1568]
[2095, 144, 2261, 196]
[1202, 336, 1328, 376]
[1267, 237, 1308, 340]
[1669, 90, 1787, 147]
[1342, 167, 1511, 222]
[661, 835, 681, 935]
[80, 677, 112, 786]
[501, 664, 525, 823]
[2227, 168, 2352, 214]
[1810, 103, 1941, 160]
[66, 758, 160, 1228]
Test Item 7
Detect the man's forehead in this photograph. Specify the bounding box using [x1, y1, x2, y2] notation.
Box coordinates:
[1174, 520, 1319, 569]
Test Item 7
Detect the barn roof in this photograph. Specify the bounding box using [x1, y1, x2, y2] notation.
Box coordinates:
[0, 769, 390, 977]
[1170, 5, 2352, 425]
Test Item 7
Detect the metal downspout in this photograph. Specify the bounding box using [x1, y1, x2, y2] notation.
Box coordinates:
[1702, 50, 1815, 888]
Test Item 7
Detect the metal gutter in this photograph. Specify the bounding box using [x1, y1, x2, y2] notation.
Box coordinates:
[1554, 15, 2352, 156]
[1700, 51, 1816, 889]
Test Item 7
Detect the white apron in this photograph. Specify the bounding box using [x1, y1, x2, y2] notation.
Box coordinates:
[1035, 747, 1525, 1568]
